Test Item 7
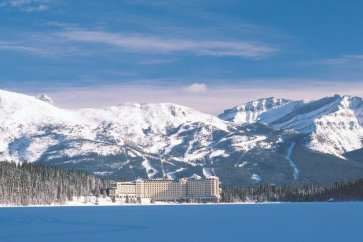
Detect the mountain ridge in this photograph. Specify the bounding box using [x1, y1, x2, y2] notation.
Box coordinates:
[219, 94, 363, 157]
[1, 89, 363, 186]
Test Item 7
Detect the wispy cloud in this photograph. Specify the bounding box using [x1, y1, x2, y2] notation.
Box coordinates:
[1, 0, 50, 12]
[0, 40, 77, 57]
[137, 58, 178, 65]
[0, 27, 278, 60]
[185, 83, 207, 94]
[58, 30, 278, 58]
[304, 54, 363, 66]
[0, 42, 45, 54]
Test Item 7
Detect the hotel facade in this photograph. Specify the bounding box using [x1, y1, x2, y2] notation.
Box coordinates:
[111, 177, 220, 202]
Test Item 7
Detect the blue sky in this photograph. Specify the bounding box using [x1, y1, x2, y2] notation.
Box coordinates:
[1, 0, 363, 113]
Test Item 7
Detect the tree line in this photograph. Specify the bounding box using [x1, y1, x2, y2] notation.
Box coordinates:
[221, 179, 363, 203]
[0, 161, 108, 206]
[2, 160, 363, 205]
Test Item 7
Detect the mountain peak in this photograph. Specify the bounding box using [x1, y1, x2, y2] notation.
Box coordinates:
[1, 89, 363, 185]
[36, 93, 54, 105]
[219, 97, 294, 124]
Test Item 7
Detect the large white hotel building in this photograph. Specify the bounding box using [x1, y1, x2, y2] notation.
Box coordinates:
[111, 177, 220, 202]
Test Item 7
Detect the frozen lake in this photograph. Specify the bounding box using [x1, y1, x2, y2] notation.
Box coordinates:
[0, 203, 363, 242]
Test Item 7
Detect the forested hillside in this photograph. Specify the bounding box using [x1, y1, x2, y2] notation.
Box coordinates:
[221, 179, 363, 203]
[0, 161, 108, 206]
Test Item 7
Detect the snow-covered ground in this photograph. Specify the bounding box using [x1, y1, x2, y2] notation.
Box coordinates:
[0, 196, 267, 208]
[66, 196, 153, 206]
[285, 142, 300, 180]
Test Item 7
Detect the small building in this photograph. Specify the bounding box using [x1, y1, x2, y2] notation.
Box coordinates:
[116, 182, 137, 198]
[112, 177, 220, 203]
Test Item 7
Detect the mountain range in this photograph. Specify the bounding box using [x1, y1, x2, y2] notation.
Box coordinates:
[1, 89, 363, 186]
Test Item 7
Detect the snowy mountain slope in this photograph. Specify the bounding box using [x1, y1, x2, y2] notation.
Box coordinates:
[308, 96, 363, 156]
[258, 101, 305, 124]
[0, 90, 275, 183]
[218, 97, 294, 124]
[270, 95, 363, 156]
[36, 93, 54, 105]
[221, 95, 363, 157]
[1, 89, 363, 186]
[0, 90, 229, 162]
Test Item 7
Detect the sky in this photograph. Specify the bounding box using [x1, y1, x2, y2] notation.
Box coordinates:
[1, 0, 363, 114]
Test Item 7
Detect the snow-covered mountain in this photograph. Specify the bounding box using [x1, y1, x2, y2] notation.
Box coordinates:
[36, 93, 54, 105]
[218, 97, 298, 124]
[0, 90, 275, 183]
[273, 95, 363, 156]
[220, 95, 363, 157]
[0, 89, 227, 161]
[1, 89, 363, 186]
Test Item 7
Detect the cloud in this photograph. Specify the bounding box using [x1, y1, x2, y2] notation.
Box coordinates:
[1, 0, 50, 12]
[0, 42, 42, 53]
[303, 54, 363, 66]
[0, 28, 277, 59]
[58, 30, 278, 58]
[137, 58, 178, 65]
[185, 83, 207, 94]
[0, 40, 76, 57]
